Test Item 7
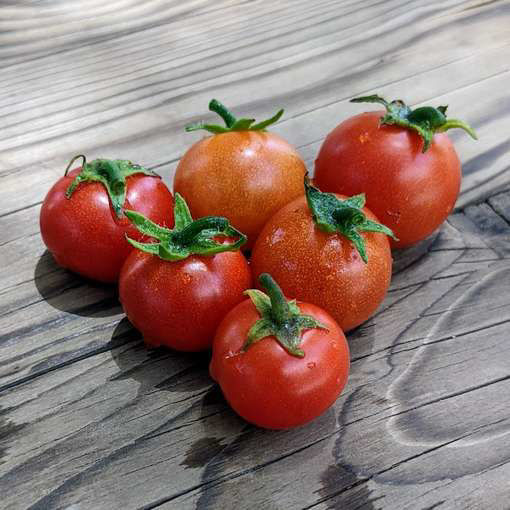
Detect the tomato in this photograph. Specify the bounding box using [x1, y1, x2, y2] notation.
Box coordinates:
[119, 194, 251, 351]
[251, 180, 394, 332]
[314, 95, 477, 248]
[210, 273, 350, 429]
[40, 156, 174, 282]
[174, 99, 306, 249]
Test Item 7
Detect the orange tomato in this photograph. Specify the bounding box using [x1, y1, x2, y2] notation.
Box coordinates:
[174, 100, 306, 249]
[251, 185, 393, 332]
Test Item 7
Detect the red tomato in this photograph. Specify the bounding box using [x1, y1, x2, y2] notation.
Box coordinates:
[40, 158, 174, 282]
[210, 274, 350, 429]
[251, 184, 393, 332]
[174, 100, 306, 249]
[118, 193, 252, 351]
[119, 250, 251, 351]
[315, 96, 476, 248]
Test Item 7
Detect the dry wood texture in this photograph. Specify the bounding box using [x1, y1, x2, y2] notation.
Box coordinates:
[1, 1, 510, 509]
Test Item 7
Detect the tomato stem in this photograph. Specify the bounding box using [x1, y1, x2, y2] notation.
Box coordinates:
[305, 176, 397, 263]
[243, 274, 328, 358]
[209, 99, 237, 128]
[65, 157, 159, 218]
[64, 154, 86, 176]
[350, 94, 477, 152]
[125, 193, 247, 261]
[259, 273, 292, 324]
[173, 217, 229, 245]
[185, 99, 284, 134]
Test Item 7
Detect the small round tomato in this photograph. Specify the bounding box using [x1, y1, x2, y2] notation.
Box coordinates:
[119, 194, 252, 351]
[314, 95, 477, 248]
[40, 156, 174, 282]
[174, 100, 306, 249]
[210, 273, 350, 429]
[251, 179, 394, 332]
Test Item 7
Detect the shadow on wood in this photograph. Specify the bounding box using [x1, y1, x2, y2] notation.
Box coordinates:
[34, 250, 121, 317]
[109, 318, 213, 397]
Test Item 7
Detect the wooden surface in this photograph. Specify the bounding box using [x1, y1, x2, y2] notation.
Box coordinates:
[1, 1, 510, 509]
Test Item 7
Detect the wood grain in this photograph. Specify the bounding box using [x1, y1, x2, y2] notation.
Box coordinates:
[1, 191, 509, 510]
[1, 0, 510, 509]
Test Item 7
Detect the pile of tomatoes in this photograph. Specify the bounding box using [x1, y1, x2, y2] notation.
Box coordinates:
[40, 95, 476, 429]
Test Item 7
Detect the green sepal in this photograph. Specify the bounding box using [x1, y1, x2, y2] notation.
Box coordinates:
[185, 123, 230, 134]
[173, 193, 193, 230]
[350, 94, 477, 152]
[243, 318, 275, 352]
[64, 156, 158, 218]
[185, 99, 284, 134]
[244, 289, 272, 317]
[244, 289, 300, 317]
[250, 109, 284, 130]
[230, 118, 256, 130]
[305, 178, 397, 263]
[126, 237, 160, 256]
[125, 193, 247, 261]
[123, 209, 172, 240]
[243, 274, 327, 358]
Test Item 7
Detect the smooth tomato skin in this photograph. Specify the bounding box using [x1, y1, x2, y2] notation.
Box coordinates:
[39, 168, 174, 282]
[210, 299, 349, 429]
[250, 195, 392, 332]
[314, 111, 462, 248]
[119, 249, 252, 351]
[174, 131, 306, 249]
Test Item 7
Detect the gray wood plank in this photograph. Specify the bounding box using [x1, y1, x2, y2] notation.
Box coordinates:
[0, 0, 508, 208]
[1, 191, 509, 510]
[1, 1, 510, 509]
[0, 0, 506, 392]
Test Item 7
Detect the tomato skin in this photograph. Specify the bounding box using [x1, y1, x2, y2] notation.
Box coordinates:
[314, 111, 461, 248]
[39, 168, 174, 282]
[250, 196, 392, 332]
[210, 299, 349, 429]
[174, 131, 306, 249]
[119, 249, 252, 351]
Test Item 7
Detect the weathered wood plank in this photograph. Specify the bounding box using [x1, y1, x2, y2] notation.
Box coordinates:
[1, 1, 510, 508]
[0, 0, 508, 207]
[0, 188, 499, 391]
[1, 191, 509, 509]
[0, 0, 506, 392]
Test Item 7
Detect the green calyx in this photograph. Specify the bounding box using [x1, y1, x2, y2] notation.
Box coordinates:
[350, 94, 478, 152]
[305, 178, 397, 263]
[243, 273, 327, 358]
[124, 193, 247, 261]
[64, 155, 158, 218]
[185, 99, 284, 134]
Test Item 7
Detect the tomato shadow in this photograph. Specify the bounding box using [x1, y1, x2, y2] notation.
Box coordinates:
[345, 319, 376, 363]
[109, 317, 213, 397]
[186, 405, 340, 509]
[34, 249, 121, 317]
[109, 321, 347, 508]
[392, 230, 439, 274]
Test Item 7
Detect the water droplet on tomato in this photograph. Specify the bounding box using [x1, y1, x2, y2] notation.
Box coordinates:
[270, 227, 285, 245]
[307, 362, 316, 369]
[359, 132, 370, 144]
[386, 210, 402, 224]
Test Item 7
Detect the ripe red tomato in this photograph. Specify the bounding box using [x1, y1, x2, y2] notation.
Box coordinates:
[210, 273, 350, 429]
[40, 156, 174, 282]
[314, 95, 477, 248]
[251, 180, 394, 332]
[174, 100, 306, 249]
[119, 194, 252, 351]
